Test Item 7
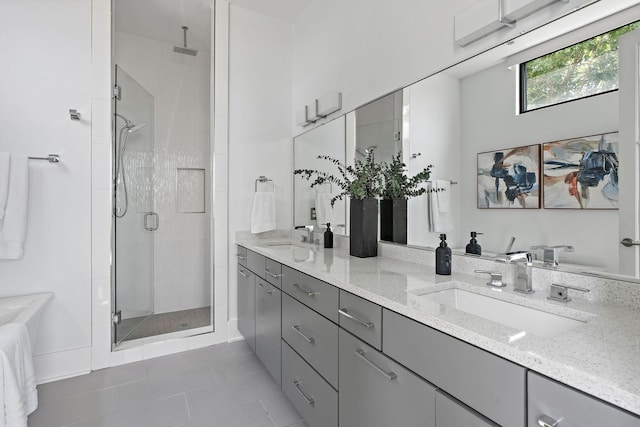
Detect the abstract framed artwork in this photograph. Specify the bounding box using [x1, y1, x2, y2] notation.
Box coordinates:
[477, 144, 541, 209]
[542, 132, 619, 209]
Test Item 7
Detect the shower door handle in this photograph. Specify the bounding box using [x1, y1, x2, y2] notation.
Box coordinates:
[144, 212, 159, 231]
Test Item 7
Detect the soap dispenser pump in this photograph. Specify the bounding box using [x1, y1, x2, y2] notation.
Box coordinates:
[436, 234, 452, 275]
[324, 223, 333, 249]
[465, 231, 483, 255]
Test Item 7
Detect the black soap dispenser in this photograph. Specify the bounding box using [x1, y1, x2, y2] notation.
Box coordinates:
[436, 234, 452, 275]
[465, 231, 482, 256]
[324, 223, 334, 249]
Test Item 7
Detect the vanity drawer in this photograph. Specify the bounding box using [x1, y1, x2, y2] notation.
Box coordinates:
[282, 293, 339, 388]
[436, 390, 498, 427]
[383, 309, 526, 427]
[528, 372, 640, 427]
[264, 258, 282, 288]
[282, 341, 338, 427]
[282, 265, 339, 323]
[236, 245, 248, 267]
[339, 290, 382, 350]
[247, 249, 265, 279]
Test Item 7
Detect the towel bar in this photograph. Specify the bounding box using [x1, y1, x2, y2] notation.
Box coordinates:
[28, 154, 60, 163]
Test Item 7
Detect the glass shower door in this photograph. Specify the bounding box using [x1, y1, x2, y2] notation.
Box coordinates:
[113, 65, 155, 344]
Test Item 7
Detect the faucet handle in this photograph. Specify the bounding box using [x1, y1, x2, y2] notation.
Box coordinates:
[474, 270, 505, 287]
[548, 283, 589, 303]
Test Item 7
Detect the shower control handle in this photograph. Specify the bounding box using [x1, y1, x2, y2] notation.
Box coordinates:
[144, 212, 159, 231]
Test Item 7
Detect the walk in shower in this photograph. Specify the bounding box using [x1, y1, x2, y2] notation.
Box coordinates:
[112, 0, 213, 346]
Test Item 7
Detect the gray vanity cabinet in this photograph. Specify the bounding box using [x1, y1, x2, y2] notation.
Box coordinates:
[338, 290, 382, 350]
[255, 277, 282, 386]
[339, 328, 436, 427]
[237, 265, 255, 351]
[436, 391, 498, 427]
[247, 249, 266, 280]
[282, 341, 338, 427]
[383, 309, 526, 427]
[528, 372, 640, 427]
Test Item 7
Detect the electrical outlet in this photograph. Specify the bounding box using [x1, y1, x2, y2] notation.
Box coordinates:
[310, 207, 316, 220]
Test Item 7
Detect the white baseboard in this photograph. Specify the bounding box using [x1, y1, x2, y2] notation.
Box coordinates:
[228, 317, 242, 342]
[34, 347, 92, 384]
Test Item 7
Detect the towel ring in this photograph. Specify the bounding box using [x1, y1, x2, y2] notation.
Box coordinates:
[255, 176, 275, 192]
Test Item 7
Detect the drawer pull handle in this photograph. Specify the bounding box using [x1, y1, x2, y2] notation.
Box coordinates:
[355, 348, 397, 381]
[292, 325, 315, 344]
[238, 269, 250, 278]
[339, 308, 374, 328]
[293, 283, 319, 297]
[236, 254, 247, 260]
[257, 282, 273, 294]
[265, 269, 282, 279]
[537, 415, 560, 427]
[293, 380, 315, 405]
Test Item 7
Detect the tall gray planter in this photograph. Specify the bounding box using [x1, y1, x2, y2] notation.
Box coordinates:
[350, 199, 378, 258]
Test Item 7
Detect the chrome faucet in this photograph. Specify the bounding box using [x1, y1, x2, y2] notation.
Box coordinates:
[530, 245, 574, 267]
[495, 251, 534, 294]
[294, 225, 314, 243]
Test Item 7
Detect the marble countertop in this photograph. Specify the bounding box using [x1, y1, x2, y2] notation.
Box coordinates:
[238, 239, 640, 416]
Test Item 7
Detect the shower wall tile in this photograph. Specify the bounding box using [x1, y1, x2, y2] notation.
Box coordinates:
[214, 266, 228, 309]
[92, 278, 111, 325]
[91, 10, 111, 101]
[91, 233, 111, 280]
[177, 168, 206, 213]
[91, 188, 111, 235]
[91, 322, 111, 370]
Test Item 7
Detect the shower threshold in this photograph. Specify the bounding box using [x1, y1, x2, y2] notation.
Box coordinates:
[118, 306, 211, 342]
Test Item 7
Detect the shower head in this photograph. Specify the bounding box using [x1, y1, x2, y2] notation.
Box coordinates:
[127, 122, 147, 133]
[174, 26, 198, 56]
[115, 113, 146, 133]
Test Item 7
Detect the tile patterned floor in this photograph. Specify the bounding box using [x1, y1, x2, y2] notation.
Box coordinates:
[118, 307, 212, 342]
[28, 341, 307, 427]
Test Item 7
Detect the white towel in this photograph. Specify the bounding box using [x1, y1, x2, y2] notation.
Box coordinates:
[0, 153, 10, 221]
[0, 323, 37, 427]
[435, 180, 451, 213]
[0, 155, 29, 260]
[428, 181, 453, 233]
[315, 192, 335, 228]
[251, 191, 276, 234]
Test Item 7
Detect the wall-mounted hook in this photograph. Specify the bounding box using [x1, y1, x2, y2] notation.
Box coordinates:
[411, 153, 421, 159]
[69, 109, 81, 120]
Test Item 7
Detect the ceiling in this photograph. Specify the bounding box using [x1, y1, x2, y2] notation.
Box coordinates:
[114, 0, 310, 55]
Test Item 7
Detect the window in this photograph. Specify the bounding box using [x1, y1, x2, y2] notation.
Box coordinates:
[520, 21, 640, 113]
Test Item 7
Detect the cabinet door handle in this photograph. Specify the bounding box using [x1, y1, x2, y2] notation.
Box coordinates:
[537, 415, 560, 427]
[354, 348, 397, 380]
[256, 282, 273, 294]
[265, 269, 282, 279]
[293, 283, 319, 297]
[238, 269, 250, 278]
[339, 308, 374, 328]
[293, 380, 315, 405]
[236, 254, 247, 260]
[292, 325, 315, 344]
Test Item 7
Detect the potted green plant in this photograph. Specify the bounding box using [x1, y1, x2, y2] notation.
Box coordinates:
[380, 153, 432, 244]
[294, 150, 383, 258]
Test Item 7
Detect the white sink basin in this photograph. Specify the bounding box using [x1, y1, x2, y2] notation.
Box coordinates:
[411, 288, 586, 338]
[265, 243, 315, 262]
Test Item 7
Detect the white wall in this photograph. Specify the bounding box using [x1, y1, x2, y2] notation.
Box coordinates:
[114, 31, 212, 314]
[459, 62, 619, 270]
[0, 0, 93, 377]
[227, 6, 293, 326]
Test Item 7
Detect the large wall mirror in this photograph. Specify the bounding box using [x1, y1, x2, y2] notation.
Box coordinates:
[294, 3, 640, 281]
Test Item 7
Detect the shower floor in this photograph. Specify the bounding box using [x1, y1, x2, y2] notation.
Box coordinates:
[118, 306, 211, 342]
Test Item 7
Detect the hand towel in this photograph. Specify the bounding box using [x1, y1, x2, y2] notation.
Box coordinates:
[435, 180, 451, 213]
[0, 155, 29, 260]
[0, 153, 10, 221]
[251, 191, 276, 234]
[315, 192, 335, 228]
[0, 323, 37, 427]
[428, 182, 453, 233]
